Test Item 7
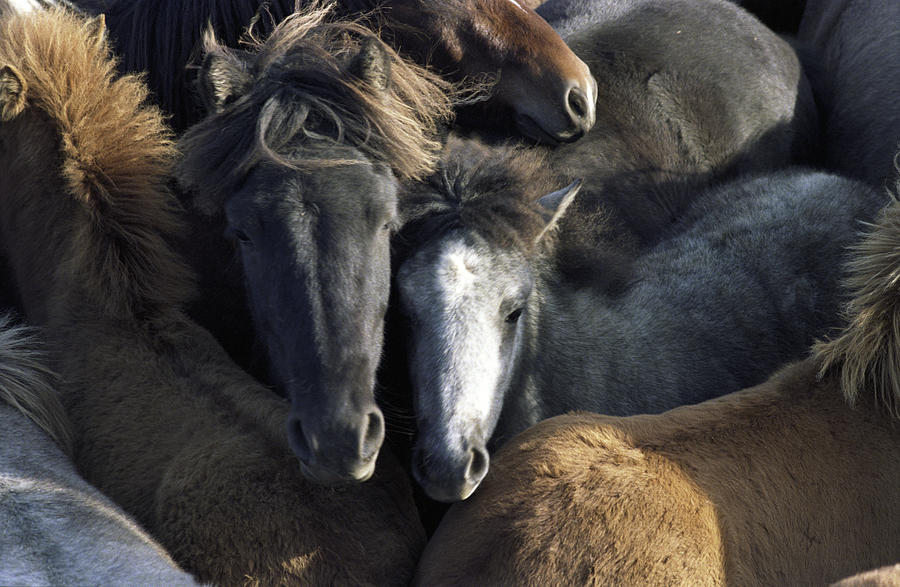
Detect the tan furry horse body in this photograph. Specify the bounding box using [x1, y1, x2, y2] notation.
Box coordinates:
[414, 199, 900, 583]
[0, 7, 424, 584]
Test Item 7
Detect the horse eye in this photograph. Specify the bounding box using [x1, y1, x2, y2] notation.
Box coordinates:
[227, 228, 252, 245]
[505, 308, 523, 324]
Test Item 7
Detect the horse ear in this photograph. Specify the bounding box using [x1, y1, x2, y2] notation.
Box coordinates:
[84, 14, 107, 51]
[350, 35, 392, 95]
[0, 65, 27, 122]
[534, 179, 583, 245]
[197, 30, 252, 113]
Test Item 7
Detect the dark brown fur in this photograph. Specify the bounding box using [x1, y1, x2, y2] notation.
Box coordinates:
[0, 7, 424, 584]
[415, 361, 900, 584]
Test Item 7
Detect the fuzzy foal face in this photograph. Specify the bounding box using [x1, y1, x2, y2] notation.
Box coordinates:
[397, 230, 533, 502]
[396, 177, 581, 501]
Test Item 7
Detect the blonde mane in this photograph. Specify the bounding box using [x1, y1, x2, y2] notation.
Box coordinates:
[815, 175, 900, 420]
[0, 7, 194, 317]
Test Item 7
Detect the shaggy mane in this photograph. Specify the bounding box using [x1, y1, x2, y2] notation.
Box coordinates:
[0, 7, 195, 317]
[398, 136, 637, 294]
[177, 3, 455, 210]
[397, 136, 559, 259]
[0, 313, 73, 457]
[815, 183, 900, 420]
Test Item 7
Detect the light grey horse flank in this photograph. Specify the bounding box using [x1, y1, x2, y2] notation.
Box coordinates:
[395, 138, 889, 502]
[0, 313, 198, 586]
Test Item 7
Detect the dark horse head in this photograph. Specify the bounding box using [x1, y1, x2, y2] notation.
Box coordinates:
[177, 7, 453, 484]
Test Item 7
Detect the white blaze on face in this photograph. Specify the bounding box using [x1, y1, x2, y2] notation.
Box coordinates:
[429, 239, 504, 453]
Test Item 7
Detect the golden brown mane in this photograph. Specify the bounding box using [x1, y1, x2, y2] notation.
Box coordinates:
[815, 178, 900, 420]
[252, 3, 456, 181]
[0, 7, 194, 317]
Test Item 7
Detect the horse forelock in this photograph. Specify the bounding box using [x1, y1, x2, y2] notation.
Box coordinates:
[814, 192, 900, 420]
[0, 313, 74, 458]
[178, 4, 454, 207]
[0, 8, 195, 317]
[398, 137, 556, 259]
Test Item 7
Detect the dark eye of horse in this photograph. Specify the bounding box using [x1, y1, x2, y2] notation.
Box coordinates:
[505, 308, 523, 324]
[226, 228, 252, 245]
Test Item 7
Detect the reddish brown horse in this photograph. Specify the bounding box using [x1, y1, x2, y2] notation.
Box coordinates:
[0, 7, 425, 584]
[70, 0, 596, 141]
[414, 187, 900, 584]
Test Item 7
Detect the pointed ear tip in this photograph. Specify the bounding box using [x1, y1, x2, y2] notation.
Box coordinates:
[86, 13, 106, 37]
[0, 63, 26, 91]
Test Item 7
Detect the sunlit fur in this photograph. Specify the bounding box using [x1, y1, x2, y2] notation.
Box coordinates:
[0, 6, 425, 583]
[415, 361, 900, 584]
[0, 4, 194, 322]
[832, 564, 900, 586]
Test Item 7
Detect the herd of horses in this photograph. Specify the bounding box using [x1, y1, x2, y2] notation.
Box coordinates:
[0, 0, 898, 584]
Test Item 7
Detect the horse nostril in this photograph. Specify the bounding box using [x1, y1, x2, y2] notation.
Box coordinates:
[567, 85, 589, 120]
[360, 409, 385, 462]
[466, 446, 490, 486]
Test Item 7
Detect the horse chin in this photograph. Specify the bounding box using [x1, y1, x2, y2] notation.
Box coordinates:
[415, 470, 482, 503]
[296, 455, 377, 486]
[411, 445, 489, 503]
[514, 112, 584, 145]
